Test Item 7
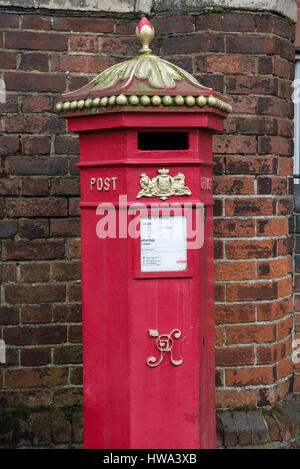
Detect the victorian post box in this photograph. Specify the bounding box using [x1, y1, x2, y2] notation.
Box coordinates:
[57, 18, 231, 449]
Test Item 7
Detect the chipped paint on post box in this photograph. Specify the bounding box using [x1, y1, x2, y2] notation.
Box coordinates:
[58, 17, 230, 449]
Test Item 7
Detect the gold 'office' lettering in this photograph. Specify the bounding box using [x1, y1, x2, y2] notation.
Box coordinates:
[90, 177, 117, 192]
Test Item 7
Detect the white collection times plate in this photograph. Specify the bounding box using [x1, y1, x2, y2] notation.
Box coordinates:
[140, 216, 187, 272]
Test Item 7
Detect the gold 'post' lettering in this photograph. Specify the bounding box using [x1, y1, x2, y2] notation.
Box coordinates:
[97, 178, 103, 191]
[104, 178, 110, 191]
[90, 178, 96, 191]
[90, 177, 118, 192]
[111, 177, 117, 191]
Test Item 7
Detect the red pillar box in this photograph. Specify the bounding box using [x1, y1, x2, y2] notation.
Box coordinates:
[57, 18, 230, 449]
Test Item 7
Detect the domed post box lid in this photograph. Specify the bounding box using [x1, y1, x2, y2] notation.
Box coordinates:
[56, 17, 232, 117]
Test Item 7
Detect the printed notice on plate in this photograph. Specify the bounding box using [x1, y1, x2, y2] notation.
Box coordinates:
[140, 216, 187, 272]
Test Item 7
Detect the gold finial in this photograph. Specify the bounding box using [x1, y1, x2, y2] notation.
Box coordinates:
[136, 17, 154, 55]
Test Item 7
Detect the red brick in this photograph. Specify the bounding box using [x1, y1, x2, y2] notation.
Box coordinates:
[227, 282, 278, 302]
[22, 15, 51, 30]
[50, 219, 80, 237]
[69, 325, 82, 343]
[277, 316, 293, 341]
[21, 304, 52, 324]
[225, 199, 275, 217]
[256, 218, 288, 237]
[19, 219, 49, 238]
[213, 135, 256, 154]
[21, 389, 51, 407]
[264, 415, 282, 442]
[53, 16, 114, 33]
[257, 258, 291, 279]
[215, 326, 225, 346]
[161, 33, 225, 55]
[226, 156, 275, 175]
[53, 304, 81, 323]
[21, 96, 51, 113]
[5, 284, 66, 304]
[278, 157, 293, 175]
[21, 347, 51, 366]
[0, 136, 19, 155]
[102, 36, 143, 56]
[227, 116, 277, 135]
[5, 157, 68, 176]
[5, 115, 65, 134]
[21, 178, 49, 196]
[54, 136, 79, 155]
[226, 324, 276, 344]
[53, 345, 82, 364]
[5, 31, 67, 51]
[215, 304, 255, 324]
[277, 198, 293, 216]
[257, 177, 288, 195]
[197, 54, 255, 74]
[66, 239, 81, 258]
[0, 220, 18, 238]
[216, 346, 254, 366]
[227, 34, 277, 54]
[214, 219, 255, 238]
[227, 95, 257, 114]
[227, 75, 277, 95]
[0, 13, 19, 28]
[257, 339, 291, 365]
[196, 12, 256, 32]
[215, 284, 225, 302]
[68, 284, 82, 303]
[70, 35, 99, 52]
[257, 297, 292, 322]
[21, 136, 51, 155]
[19, 53, 49, 72]
[258, 136, 292, 156]
[215, 261, 255, 281]
[53, 388, 83, 406]
[277, 357, 294, 380]
[5, 368, 68, 388]
[69, 199, 81, 216]
[2, 264, 17, 281]
[52, 262, 81, 281]
[5, 325, 67, 345]
[213, 176, 254, 195]
[0, 306, 19, 325]
[0, 51, 16, 69]
[51, 178, 80, 196]
[51, 55, 111, 73]
[3, 241, 64, 260]
[0, 95, 18, 113]
[257, 96, 290, 118]
[215, 390, 256, 409]
[5, 72, 65, 93]
[20, 263, 50, 282]
[226, 366, 275, 386]
[6, 198, 67, 217]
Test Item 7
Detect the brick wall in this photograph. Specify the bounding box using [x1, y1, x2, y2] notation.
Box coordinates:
[0, 9, 296, 447]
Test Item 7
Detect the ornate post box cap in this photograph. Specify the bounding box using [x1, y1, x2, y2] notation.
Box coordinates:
[56, 17, 232, 116]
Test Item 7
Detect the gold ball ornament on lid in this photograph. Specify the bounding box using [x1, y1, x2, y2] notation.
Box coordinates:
[151, 95, 161, 106]
[140, 95, 151, 106]
[116, 94, 127, 106]
[136, 17, 155, 55]
[129, 95, 139, 105]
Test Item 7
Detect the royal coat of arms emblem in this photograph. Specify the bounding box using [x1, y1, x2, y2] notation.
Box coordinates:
[137, 168, 192, 201]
